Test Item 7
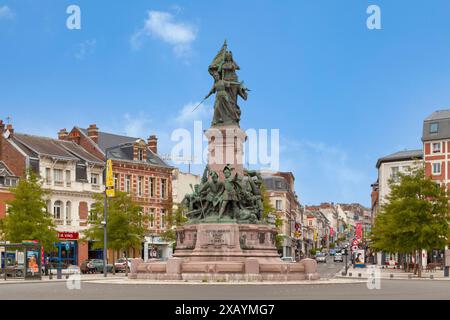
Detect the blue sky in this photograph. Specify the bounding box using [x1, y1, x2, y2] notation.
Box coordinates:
[2, 0, 450, 206]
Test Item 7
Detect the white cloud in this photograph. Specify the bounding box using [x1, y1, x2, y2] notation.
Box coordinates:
[0, 5, 14, 20]
[131, 10, 197, 57]
[280, 138, 368, 205]
[175, 101, 212, 125]
[124, 113, 152, 138]
[74, 39, 96, 60]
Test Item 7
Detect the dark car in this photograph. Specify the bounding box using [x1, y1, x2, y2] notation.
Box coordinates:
[80, 259, 113, 274]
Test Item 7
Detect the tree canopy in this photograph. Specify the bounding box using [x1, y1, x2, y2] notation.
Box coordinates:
[1, 169, 58, 252]
[83, 191, 146, 258]
[371, 166, 450, 256]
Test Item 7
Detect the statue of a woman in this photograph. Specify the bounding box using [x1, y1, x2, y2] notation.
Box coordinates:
[205, 72, 241, 126]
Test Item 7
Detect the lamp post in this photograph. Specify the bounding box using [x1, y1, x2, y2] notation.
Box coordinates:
[102, 147, 114, 277]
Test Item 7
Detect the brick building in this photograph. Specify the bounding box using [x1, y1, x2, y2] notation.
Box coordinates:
[0, 121, 105, 266]
[62, 125, 174, 260]
[0, 161, 18, 221]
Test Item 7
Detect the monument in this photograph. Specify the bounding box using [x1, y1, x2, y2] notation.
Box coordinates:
[130, 42, 319, 281]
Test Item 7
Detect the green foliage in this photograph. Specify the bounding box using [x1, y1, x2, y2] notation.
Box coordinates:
[83, 191, 146, 255]
[260, 184, 275, 220]
[1, 169, 57, 252]
[371, 166, 450, 254]
[275, 234, 284, 249]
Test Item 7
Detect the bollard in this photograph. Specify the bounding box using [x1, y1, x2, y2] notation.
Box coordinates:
[408, 274, 412, 279]
[390, 274, 393, 279]
[358, 273, 362, 278]
[341, 271, 346, 276]
[430, 275, 434, 279]
[349, 272, 352, 277]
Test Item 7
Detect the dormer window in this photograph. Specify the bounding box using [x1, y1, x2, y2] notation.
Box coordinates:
[430, 123, 439, 134]
[138, 148, 144, 161]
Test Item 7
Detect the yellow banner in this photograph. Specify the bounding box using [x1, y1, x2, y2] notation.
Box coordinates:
[105, 159, 115, 197]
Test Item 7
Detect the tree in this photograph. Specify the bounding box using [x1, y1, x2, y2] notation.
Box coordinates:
[370, 166, 450, 277]
[161, 205, 188, 248]
[83, 191, 146, 275]
[0, 169, 58, 252]
[260, 184, 284, 249]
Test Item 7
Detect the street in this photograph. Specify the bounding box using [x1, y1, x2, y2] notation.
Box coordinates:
[0, 279, 449, 300]
[316, 254, 346, 278]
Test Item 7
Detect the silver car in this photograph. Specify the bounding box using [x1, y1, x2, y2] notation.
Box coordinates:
[315, 253, 327, 263]
[333, 253, 344, 262]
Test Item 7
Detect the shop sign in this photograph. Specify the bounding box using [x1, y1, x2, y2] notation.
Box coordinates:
[58, 232, 79, 240]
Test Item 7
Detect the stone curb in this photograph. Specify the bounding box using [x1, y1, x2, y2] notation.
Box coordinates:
[0, 276, 126, 285]
[83, 279, 366, 286]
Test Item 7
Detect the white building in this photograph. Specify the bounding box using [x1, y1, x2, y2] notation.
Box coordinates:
[2, 132, 105, 266]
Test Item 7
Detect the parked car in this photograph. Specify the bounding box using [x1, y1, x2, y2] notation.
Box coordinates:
[80, 259, 113, 274]
[281, 256, 295, 263]
[315, 253, 327, 263]
[329, 249, 336, 256]
[334, 253, 344, 262]
[114, 258, 132, 272]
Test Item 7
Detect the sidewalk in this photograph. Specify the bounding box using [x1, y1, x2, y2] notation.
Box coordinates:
[0, 273, 128, 285]
[336, 264, 450, 281]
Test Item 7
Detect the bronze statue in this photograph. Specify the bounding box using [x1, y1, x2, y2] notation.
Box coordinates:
[206, 41, 250, 127]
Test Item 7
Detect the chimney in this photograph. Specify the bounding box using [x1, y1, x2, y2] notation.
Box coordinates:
[58, 128, 69, 140]
[148, 135, 158, 154]
[6, 124, 13, 134]
[87, 124, 99, 144]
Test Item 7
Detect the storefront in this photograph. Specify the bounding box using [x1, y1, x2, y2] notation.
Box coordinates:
[143, 236, 173, 261]
[47, 232, 79, 268]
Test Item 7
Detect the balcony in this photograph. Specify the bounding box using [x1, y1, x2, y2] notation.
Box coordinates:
[91, 184, 100, 190]
[54, 219, 64, 226]
[54, 180, 64, 187]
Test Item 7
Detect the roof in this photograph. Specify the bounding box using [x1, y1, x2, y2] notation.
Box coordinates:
[11, 133, 103, 165]
[424, 110, 450, 121]
[79, 128, 137, 152]
[262, 176, 289, 192]
[0, 161, 16, 177]
[376, 149, 422, 168]
[423, 109, 450, 141]
[79, 128, 171, 168]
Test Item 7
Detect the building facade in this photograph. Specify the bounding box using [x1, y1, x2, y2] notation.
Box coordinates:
[261, 171, 301, 259]
[63, 125, 174, 260]
[373, 149, 423, 266]
[0, 122, 105, 266]
[0, 161, 18, 221]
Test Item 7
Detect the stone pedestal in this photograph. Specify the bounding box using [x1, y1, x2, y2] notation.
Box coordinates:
[204, 125, 247, 178]
[130, 223, 318, 281]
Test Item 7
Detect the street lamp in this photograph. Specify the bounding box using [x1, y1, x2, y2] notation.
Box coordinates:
[102, 147, 115, 277]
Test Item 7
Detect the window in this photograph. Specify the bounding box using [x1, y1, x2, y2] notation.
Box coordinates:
[91, 173, 99, 185]
[114, 174, 119, 191]
[149, 177, 155, 197]
[432, 162, 441, 175]
[54, 169, 63, 186]
[138, 149, 144, 161]
[432, 142, 441, 153]
[149, 208, 155, 227]
[160, 209, 166, 228]
[161, 179, 167, 199]
[65, 170, 71, 187]
[391, 167, 400, 182]
[66, 201, 71, 224]
[430, 123, 439, 134]
[402, 166, 410, 173]
[45, 168, 51, 184]
[276, 200, 282, 211]
[138, 176, 143, 196]
[125, 175, 131, 193]
[53, 201, 62, 220]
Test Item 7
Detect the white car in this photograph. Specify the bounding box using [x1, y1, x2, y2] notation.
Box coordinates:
[315, 253, 327, 263]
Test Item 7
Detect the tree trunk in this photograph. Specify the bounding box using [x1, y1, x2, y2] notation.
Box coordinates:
[418, 249, 422, 278]
[112, 250, 116, 275]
